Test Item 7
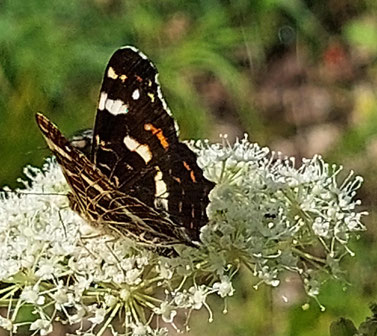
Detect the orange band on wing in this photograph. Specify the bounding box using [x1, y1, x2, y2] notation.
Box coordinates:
[144, 123, 169, 150]
[183, 161, 197, 183]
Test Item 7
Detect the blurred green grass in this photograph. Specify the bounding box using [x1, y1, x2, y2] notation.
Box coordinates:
[1, 0, 377, 335]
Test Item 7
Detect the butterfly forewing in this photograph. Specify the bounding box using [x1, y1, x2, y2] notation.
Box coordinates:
[92, 47, 214, 240]
[91, 48, 177, 188]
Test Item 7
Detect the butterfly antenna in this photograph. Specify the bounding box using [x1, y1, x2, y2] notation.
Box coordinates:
[3, 190, 69, 197]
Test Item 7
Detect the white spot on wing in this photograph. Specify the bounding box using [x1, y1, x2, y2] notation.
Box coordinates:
[155, 169, 167, 197]
[123, 135, 152, 163]
[136, 146, 152, 163]
[107, 67, 118, 79]
[98, 92, 108, 111]
[112, 99, 123, 113]
[105, 98, 128, 115]
[123, 136, 139, 151]
[132, 89, 140, 100]
[154, 167, 169, 210]
[105, 99, 113, 112]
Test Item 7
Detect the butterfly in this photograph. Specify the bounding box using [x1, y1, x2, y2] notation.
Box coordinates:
[36, 46, 215, 249]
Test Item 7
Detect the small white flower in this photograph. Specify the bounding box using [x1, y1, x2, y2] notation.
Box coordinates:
[151, 328, 169, 336]
[131, 322, 152, 336]
[88, 307, 106, 325]
[104, 294, 117, 307]
[0, 315, 12, 331]
[257, 266, 280, 287]
[20, 285, 45, 305]
[312, 217, 330, 238]
[125, 269, 142, 285]
[112, 271, 126, 284]
[67, 303, 86, 324]
[52, 286, 74, 310]
[71, 275, 93, 298]
[35, 258, 58, 280]
[136, 253, 150, 268]
[120, 257, 135, 271]
[173, 291, 191, 308]
[157, 262, 173, 280]
[213, 276, 235, 298]
[154, 302, 177, 323]
[305, 278, 320, 297]
[189, 285, 210, 310]
[30, 318, 53, 336]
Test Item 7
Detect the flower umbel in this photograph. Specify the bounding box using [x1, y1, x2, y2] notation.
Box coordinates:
[0, 136, 366, 335]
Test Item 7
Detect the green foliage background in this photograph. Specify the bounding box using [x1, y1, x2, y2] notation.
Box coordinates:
[1, 0, 377, 335]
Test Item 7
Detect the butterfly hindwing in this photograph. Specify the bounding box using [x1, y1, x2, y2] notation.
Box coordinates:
[35, 113, 195, 247]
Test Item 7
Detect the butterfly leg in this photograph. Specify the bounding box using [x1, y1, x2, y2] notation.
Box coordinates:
[78, 234, 106, 259]
[57, 210, 68, 239]
[103, 238, 123, 264]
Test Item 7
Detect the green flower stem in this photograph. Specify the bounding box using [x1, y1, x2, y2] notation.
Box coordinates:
[96, 303, 121, 336]
[291, 247, 328, 273]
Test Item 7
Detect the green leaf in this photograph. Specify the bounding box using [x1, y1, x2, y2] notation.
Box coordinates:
[343, 19, 377, 55]
[329, 318, 358, 336]
[358, 304, 377, 336]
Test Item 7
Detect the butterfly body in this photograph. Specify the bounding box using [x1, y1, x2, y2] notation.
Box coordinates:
[36, 47, 214, 249]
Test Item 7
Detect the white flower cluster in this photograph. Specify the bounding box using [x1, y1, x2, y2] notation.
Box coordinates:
[0, 136, 366, 335]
